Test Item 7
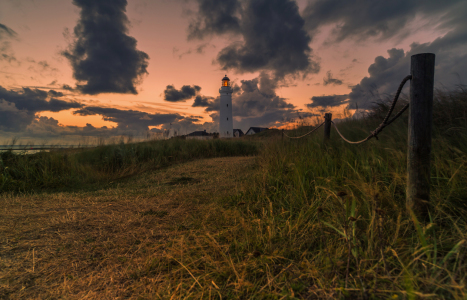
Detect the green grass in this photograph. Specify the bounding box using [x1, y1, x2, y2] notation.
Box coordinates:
[0, 138, 259, 193]
[142, 88, 467, 299]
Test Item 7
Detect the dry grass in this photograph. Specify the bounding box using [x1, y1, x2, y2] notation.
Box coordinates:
[0, 156, 257, 299]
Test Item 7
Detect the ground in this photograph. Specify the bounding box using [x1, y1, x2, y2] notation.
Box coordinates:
[0, 156, 257, 299]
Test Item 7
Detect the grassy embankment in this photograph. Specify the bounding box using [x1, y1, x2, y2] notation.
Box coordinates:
[1, 88, 466, 299]
[145, 89, 466, 299]
[0, 138, 259, 193]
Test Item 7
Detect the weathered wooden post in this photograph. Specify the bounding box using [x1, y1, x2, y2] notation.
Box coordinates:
[282, 129, 284, 141]
[324, 113, 332, 142]
[407, 53, 435, 221]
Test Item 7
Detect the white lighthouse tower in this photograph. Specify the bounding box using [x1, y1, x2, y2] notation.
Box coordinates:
[219, 75, 233, 138]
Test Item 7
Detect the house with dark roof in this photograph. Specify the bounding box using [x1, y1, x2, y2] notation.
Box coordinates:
[186, 130, 214, 140]
[233, 129, 244, 137]
[245, 127, 268, 135]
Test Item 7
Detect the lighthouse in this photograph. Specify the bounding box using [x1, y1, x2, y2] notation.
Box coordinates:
[219, 75, 233, 138]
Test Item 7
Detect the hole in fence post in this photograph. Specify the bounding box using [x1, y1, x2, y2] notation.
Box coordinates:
[407, 53, 435, 222]
[324, 113, 332, 142]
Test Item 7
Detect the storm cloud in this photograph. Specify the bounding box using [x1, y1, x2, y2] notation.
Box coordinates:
[192, 95, 218, 112]
[62, 0, 149, 95]
[327, 37, 467, 112]
[307, 94, 349, 109]
[0, 86, 83, 132]
[189, 0, 319, 79]
[164, 85, 201, 102]
[302, 0, 465, 43]
[302, 0, 467, 111]
[187, 0, 242, 40]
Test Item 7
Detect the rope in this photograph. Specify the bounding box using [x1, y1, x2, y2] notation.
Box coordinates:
[331, 121, 372, 144]
[283, 122, 325, 139]
[385, 103, 409, 127]
[332, 75, 412, 144]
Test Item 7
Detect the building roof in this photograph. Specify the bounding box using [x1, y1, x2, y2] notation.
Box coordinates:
[187, 130, 210, 136]
[246, 127, 268, 134]
[222, 75, 230, 81]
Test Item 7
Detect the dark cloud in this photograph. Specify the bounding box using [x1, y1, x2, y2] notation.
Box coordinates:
[0, 23, 16, 38]
[0, 53, 17, 64]
[307, 0, 467, 111]
[187, 0, 242, 40]
[0, 100, 32, 133]
[302, 0, 465, 43]
[62, 0, 149, 95]
[62, 84, 75, 91]
[48, 90, 64, 97]
[192, 95, 218, 111]
[189, 0, 319, 79]
[326, 38, 467, 111]
[349, 47, 467, 110]
[217, 0, 318, 78]
[234, 73, 297, 118]
[307, 94, 349, 109]
[0, 86, 83, 132]
[163, 85, 201, 102]
[0, 23, 17, 64]
[21, 116, 131, 139]
[323, 71, 343, 86]
[3, 112, 210, 142]
[0, 86, 82, 113]
[73, 106, 187, 132]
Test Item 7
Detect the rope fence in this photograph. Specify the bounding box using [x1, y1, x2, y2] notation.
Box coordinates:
[282, 74, 412, 144]
[281, 53, 435, 221]
[282, 122, 325, 139]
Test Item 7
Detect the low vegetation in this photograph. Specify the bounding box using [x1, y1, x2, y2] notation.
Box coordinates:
[1, 88, 466, 299]
[0, 138, 259, 193]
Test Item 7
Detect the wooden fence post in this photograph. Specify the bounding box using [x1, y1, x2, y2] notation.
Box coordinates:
[324, 113, 332, 142]
[407, 53, 435, 221]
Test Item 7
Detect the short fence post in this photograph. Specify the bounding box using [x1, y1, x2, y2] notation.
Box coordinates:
[282, 129, 284, 141]
[324, 113, 332, 142]
[407, 53, 435, 221]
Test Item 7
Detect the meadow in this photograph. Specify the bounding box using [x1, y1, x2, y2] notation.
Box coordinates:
[1, 88, 466, 299]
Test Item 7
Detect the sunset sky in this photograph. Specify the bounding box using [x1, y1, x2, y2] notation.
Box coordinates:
[1, 0, 466, 144]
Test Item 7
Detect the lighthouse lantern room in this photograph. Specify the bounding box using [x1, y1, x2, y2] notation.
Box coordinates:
[219, 75, 233, 138]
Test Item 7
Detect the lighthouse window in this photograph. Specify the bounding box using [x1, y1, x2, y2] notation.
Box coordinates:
[227, 104, 228, 107]
[227, 118, 228, 120]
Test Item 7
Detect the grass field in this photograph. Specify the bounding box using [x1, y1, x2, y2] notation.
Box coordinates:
[1, 89, 466, 299]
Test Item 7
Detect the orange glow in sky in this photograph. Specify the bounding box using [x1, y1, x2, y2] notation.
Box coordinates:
[0, 0, 458, 143]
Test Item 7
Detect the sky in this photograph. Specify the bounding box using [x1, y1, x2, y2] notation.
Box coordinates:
[0, 0, 466, 144]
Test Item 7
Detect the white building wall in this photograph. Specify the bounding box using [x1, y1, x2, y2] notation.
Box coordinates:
[245, 129, 255, 135]
[219, 86, 233, 138]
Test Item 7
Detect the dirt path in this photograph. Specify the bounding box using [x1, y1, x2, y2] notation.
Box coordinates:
[0, 156, 257, 299]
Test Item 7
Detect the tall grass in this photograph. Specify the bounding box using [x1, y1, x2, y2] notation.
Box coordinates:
[0, 138, 259, 193]
[143, 88, 467, 299]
